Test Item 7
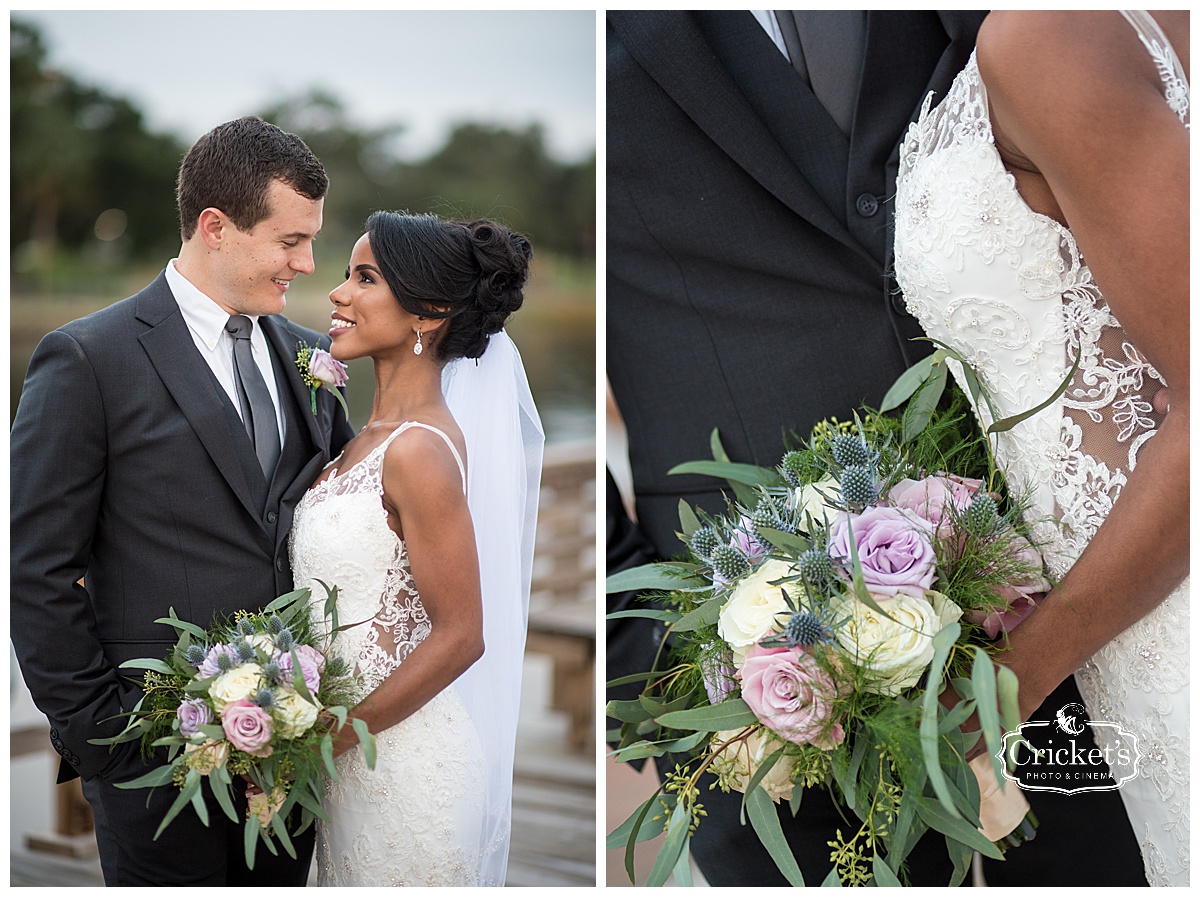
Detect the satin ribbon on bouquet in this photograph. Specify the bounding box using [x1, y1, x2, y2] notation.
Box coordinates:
[971, 754, 1038, 848]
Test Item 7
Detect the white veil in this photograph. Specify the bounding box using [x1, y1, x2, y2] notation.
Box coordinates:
[442, 329, 544, 885]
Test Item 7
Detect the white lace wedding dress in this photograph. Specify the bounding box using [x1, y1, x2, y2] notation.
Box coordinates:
[893, 11, 1189, 887]
[290, 422, 487, 886]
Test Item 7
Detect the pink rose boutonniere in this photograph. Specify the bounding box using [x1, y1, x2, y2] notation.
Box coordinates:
[295, 342, 350, 417]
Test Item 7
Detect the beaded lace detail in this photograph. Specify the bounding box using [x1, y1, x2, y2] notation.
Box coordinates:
[290, 422, 485, 885]
[894, 22, 1188, 886]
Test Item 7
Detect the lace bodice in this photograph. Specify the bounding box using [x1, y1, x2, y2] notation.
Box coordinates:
[894, 41, 1186, 578]
[289, 422, 466, 695]
[893, 14, 1188, 887]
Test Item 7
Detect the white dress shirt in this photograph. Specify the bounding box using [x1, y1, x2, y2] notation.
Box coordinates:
[751, 10, 791, 60]
[165, 259, 286, 446]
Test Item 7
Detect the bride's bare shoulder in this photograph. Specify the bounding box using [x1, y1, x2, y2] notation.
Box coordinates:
[978, 10, 1187, 107]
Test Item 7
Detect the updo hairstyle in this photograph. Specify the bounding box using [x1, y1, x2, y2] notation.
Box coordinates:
[364, 211, 532, 362]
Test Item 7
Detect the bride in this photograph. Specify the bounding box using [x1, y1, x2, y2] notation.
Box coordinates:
[893, 10, 1188, 886]
[286, 211, 543, 885]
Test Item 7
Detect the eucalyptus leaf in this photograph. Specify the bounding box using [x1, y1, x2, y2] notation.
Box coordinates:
[605, 608, 681, 622]
[746, 786, 805, 886]
[351, 718, 377, 769]
[244, 815, 261, 870]
[656, 699, 757, 732]
[988, 346, 1081, 434]
[606, 563, 701, 595]
[210, 771, 239, 823]
[154, 610, 207, 640]
[997, 665, 1021, 733]
[154, 771, 201, 839]
[739, 747, 783, 824]
[971, 648, 1004, 787]
[113, 764, 176, 790]
[821, 867, 842, 886]
[646, 801, 691, 887]
[916, 798, 1002, 860]
[920, 623, 961, 819]
[119, 658, 176, 675]
[880, 352, 937, 413]
[606, 699, 654, 724]
[271, 814, 297, 860]
[902, 360, 948, 443]
[673, 595, 726, 632]
[668, 460, 779, 487]
[678, 500, 702, 540]
[672, 843, 693, 886]
[757, 527, 810, 555]
[873, 853, 902, 886]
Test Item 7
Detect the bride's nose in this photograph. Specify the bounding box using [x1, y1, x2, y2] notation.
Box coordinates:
[329, 282, 350, 306]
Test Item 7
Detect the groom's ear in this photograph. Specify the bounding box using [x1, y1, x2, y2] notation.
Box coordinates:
[195, 207, 228, 250]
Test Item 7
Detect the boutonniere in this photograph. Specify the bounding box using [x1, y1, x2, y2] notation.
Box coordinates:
[295, 342, 350, 417]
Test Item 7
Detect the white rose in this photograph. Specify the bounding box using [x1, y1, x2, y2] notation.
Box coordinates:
[183, 738, 229, 775]
[209, 663, 263, 712]
[830, 589, 962, 696]
[717, 559, 798, 661]
[247, 634, 279, 658]
[792, 477, 840, 532]
[710, 728, 798, 803]
[274, 689, 320, 739]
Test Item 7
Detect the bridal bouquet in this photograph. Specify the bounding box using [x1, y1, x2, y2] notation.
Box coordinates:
[92, 585, 373, 868]
[607, 347, 1061, 886]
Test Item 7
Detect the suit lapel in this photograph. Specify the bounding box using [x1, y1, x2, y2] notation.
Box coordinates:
[134, 274, 267, 527]
[260, 315, 329, 457]
[611, 11, 872, 265]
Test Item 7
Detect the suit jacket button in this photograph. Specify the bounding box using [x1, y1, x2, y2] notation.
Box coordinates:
[276, 557, 286, 572]
[856, 193, 880, 217]
[267, 511, 278, 524]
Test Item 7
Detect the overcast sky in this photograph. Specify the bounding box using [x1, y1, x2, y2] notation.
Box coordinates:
[15, 10, 596, 161]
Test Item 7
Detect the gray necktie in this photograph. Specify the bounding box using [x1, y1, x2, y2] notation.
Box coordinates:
[226, 315, 281, 479]
[774, 11, 867, 137]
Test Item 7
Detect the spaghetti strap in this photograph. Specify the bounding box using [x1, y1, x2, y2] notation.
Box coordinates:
[1120, 10, 1190, 127]
[379, 422, 467, 494]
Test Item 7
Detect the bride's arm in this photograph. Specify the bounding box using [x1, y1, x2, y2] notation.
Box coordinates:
[331, 427, 484, 756]
[976, 11, 1189, 719]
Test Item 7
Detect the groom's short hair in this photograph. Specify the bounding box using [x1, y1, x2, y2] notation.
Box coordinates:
[176, 116, 328, 241]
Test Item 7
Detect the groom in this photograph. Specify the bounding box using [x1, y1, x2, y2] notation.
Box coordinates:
[607, 11, 1146, 886]
[10, 117, 354, 885]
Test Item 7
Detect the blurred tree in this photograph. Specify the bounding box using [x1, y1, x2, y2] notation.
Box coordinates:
[12, 18, 184, 273]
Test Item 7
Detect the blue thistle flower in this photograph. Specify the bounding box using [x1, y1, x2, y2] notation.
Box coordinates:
[183, 645, 207, 667]
[276, 628, 295, 652]
[780, 451, 806, 488]
[263, 661, 283, 684]
[254, 689, 276, 709]
[215, 652, 235, 673]
[237, 617, 255, 637]
[798, 547, 836, 588]
[840, 465, 878, 508]
[752, 496, 795, 536]
[831, 434, 871, 469]
[710, 545, 750, 581]
[233, 639, 255, 664]
[265, 615, 284, 634]
[965, 493, 1000, 538]
[689, 527, 721, 562]
[783, 610, 831, 648]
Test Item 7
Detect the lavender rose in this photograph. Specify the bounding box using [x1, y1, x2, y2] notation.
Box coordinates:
[730, 515, 768, 566]
[221, 699, 274, 757]
[740, 644, 844, 749]
[278, 645, 324, 694]
[177, 698, 212, 737]
[701, 648, 738, 705]
[829, 506, 937, 598]
[197, 643, 239, 679]
[309, 348, 348, 387]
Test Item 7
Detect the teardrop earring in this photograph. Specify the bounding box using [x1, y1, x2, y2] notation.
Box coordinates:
[413, 329, 424, 356]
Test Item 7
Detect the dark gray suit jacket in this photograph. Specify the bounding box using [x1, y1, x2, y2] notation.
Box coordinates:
[10, 271, 354, 783]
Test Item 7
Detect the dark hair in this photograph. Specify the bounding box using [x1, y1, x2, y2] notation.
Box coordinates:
[176, 116, 328, 240]
[364, 211, 532, 361]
